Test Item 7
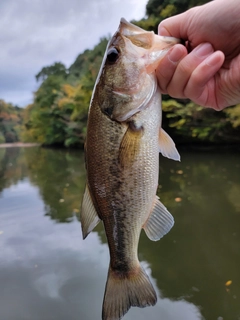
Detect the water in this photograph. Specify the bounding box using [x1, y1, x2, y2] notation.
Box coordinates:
[0, 146, 240, 320]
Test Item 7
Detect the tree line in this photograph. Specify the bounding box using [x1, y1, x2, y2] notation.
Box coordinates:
[1, 0, 240, 146]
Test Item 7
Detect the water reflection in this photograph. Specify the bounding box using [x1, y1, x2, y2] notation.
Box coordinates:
[0, 147, 240, 320]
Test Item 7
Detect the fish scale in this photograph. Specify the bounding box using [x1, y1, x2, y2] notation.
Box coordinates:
[80, 18, 180, 320]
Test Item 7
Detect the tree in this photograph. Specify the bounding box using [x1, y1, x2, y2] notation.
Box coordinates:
[21, 1, 240, 147]
[35, 62, 68, 82]
[22, 38, 109, 147]
[146, 0, 209, 17]
[0, 99, 23, 143]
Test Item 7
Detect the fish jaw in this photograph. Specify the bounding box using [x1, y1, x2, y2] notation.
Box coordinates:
[119, 18, 180, 74]
[144, 35, 179, 73]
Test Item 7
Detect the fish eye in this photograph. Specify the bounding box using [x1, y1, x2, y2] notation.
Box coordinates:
[107, 47, 119, 64]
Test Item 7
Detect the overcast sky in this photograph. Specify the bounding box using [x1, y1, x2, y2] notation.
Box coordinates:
[0, 0, 148, 107]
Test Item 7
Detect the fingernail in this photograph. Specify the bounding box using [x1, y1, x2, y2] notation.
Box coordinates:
[195, 43, 213, 58]
[204, 54, 216, 67]
[205, 51, 224, 67]
[168, 46, 184, 63]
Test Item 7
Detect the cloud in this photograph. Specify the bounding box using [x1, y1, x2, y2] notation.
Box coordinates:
[0, 179, 203, 320]
[0, 0, 148, 106]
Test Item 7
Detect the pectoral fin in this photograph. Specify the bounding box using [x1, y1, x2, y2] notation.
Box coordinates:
[80, 184, 100, 239]
[119, 122, 143, 167]
[143, 196, 174, 241]
[159, 128, 180, 161]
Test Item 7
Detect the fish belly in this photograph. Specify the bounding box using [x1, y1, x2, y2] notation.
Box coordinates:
[87, 90, 161, 268]
[86, 90, 162, 320]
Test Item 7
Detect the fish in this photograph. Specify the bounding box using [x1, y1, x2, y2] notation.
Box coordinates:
[80, 18, 180, 320]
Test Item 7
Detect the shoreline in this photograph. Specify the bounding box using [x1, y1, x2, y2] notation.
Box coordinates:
[0, 142, 239, 152]
[0, 143, 40, 148]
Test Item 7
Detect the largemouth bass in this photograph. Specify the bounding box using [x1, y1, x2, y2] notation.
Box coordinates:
[80, 18, 180, 320]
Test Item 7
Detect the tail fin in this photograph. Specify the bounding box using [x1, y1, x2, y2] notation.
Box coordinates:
[102, 264, 157, 320]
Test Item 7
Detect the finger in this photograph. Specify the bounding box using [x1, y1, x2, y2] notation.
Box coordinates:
[158, 12, 189, 39]
[184, 51, 225, 107]
[166, 43, 214, 98]
[219, 54, 240, 107]
[156, 44, 187, 93]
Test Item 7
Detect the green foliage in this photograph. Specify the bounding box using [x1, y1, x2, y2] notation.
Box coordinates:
[132, 17, 160, 32]
[224, 104, 240, 128]
[144, 0, 210, 32]
[19, 1, 240, 147]
[69, 37, 109, 79]
[0, 99, 23, 143]
[22, 37, 109, 147]
[146, 0, 209, 17]
[160, 4, 177, 18]
[35, 62, 68, 82]
[162, 100, 238, 144]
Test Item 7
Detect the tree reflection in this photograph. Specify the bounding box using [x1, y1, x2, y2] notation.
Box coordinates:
[24, 147, 86, 222]
[1, 147, 240, 320]
[0, 147, 86, 222]
[0, 147, 28, 193]
[140, 151, 240, 320]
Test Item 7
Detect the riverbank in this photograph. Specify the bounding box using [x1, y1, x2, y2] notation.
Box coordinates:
[1, 142, 239, 152]
[0, 143, 40, 148]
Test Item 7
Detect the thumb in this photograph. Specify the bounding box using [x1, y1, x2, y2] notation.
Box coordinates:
[158, 12, 188, 39]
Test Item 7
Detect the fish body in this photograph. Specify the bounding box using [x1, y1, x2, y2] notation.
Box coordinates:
[80, 19, 180, 320]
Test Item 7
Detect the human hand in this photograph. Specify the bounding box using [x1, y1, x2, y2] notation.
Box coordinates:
[156, 0, 240, 110]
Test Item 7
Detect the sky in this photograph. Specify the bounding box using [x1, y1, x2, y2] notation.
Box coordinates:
[0, 0, 148, 107]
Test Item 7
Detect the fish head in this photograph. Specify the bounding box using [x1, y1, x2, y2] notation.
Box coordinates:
[95, 18, 179, 122]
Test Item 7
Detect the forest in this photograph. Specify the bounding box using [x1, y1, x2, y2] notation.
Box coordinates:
[1, 0, 240, 147]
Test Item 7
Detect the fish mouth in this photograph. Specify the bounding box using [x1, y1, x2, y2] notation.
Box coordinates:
[112, 77, 157, 122]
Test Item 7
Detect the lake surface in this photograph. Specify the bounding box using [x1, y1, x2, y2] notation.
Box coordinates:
[0, 146, 240, 320]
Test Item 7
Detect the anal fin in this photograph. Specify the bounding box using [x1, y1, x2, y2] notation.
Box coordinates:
[143, 196, 174, 241]
[80, 184, 100, 239]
